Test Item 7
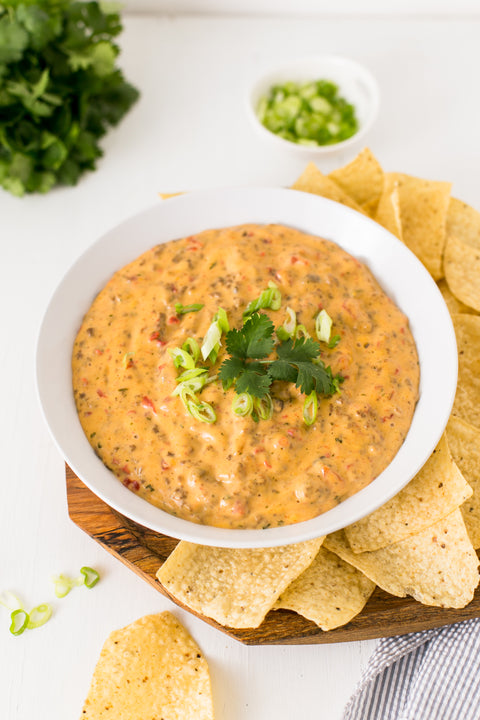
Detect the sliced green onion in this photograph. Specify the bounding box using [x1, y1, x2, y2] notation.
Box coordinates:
[0, 591, 23, 611]
[175, 302, 204, 315]
[52, 574, 74, 598]
[244, 282, 282, 317]
[303, 391, 318, 426]
[315, 309, 333, 344]
[186, 400, 217, 424]
[254, 393, 273, 421]
[175, 367, 208, 383]
[122, 351, 134, 368]
[232, 392, 254, 417]
[27, 603, 52, 629]
[328, 334, 341, 349]
[168, 347, 196, 370]
[295, 324, 311, 340]
[10, 609, 29, 636]
[201, 308, 229, 362]
[215, 308, 230, 333]
[10, 609, 28, 636]
[172, 374, 216, 397]
[182, 337, 201, 363]
[276, 306, 296, 340]
[79, 567, 100, 589]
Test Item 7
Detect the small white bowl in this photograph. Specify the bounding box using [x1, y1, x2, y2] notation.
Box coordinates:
[246, 55, 380, 156]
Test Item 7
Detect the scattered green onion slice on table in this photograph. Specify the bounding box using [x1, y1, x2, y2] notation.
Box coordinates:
[27, 604, 52, 629]
[303, 391, 318, 426]
[79, 567, 100, 589]
[10, 609, 29, 636]
[0, 591, 23, 611]
[257, 79, 359, 147]
[52, 573, 76, 598]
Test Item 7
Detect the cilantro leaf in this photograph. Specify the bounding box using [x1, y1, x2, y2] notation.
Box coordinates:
[0, 0, 139, 196]
[269, 336, 338, 395]
[225, 312, 275, 360]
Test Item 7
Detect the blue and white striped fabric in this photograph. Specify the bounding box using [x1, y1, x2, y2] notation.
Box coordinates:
[343, 619, 480, 720]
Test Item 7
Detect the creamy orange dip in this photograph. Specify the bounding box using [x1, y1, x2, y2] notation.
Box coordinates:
[72, 224, 419, 529]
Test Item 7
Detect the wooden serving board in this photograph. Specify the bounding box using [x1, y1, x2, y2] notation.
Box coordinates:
[66, 465, 480, 645]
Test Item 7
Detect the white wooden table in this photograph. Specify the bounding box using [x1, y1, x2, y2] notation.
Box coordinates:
[2, 11, 479, 720]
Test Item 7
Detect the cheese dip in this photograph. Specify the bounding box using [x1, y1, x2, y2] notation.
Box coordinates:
[72, 224, 419, 529]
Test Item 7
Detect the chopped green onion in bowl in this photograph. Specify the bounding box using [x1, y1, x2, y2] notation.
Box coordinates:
[247, 56, 380, 155]
[257, 79, 358, 147]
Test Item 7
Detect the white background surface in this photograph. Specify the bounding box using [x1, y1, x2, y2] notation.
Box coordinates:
[1, 9, 479, 720]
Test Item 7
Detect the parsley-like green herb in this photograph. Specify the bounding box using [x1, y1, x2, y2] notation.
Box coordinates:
[0, 0, 139, 196]
[219, 312, 342, 400]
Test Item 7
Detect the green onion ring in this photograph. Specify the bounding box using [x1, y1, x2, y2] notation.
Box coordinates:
[303, 391, 318, 426]
[0, 591, 23, 611]
[182, 337, 201, 363]
[27, 603, 52, 629]
[80, 567, 100, 589]
[187, 400, 217, 424]
[10, 609, 29, 636]
[232, 392, 254, 416]
[254, 394, 273, 421]
[168, 347, 196, 370]
[52, 574, 74, 598]
[315, 309, 333, 344]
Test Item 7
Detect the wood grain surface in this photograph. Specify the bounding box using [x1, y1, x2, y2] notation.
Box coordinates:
[66, 465, 480, 646]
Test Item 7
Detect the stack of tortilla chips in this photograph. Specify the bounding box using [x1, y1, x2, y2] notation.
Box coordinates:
[156, 149, 480, 632]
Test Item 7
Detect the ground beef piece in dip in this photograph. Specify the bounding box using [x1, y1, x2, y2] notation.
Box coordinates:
[72, 223, 420, 530]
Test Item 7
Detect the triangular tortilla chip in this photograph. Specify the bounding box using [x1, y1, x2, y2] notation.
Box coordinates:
[80, 612, 214, 720]
[389, 172, 451, 279]
[444, 197, 480, 313]
[374, 175, 403, 241]
[451, 313, 480, 429]
[157, 538, 323, 629]
[324, 510, 479, 608]
[328, 147, 384, 216]
[275, 546, 375, 631]
[344, 433, 472, 553]
[447, 415, 480, 549]
[291, 162, 366, 214]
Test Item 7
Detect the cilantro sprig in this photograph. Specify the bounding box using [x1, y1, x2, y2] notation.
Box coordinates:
[219, 312, 342, 400]
[0, 0, 139, 196]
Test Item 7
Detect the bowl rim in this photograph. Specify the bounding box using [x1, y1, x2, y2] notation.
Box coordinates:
[246, 54, 380, 154]
[35, 186, 457, 548]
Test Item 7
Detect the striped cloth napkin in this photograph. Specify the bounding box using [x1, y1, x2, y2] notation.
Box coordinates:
[343, 618, 480, 720]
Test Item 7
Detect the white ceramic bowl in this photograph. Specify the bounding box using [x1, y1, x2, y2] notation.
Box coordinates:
[246, 55, 380, 156]
[36, 187, 457, 548]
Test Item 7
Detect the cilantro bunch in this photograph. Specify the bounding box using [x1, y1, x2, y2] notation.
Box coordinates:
[219, 312, 341, 399]
[0, 0, 139, 196]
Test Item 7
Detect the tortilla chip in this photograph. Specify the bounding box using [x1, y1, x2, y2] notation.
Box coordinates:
[446, 415, 480, 549]
[451, 313, 480, 429]
[344, 434, 472, 553]
[324, 510, 479, 608]
[274, 546, 375, 631]
[391, 173, 452, 280]
[444, 197, 480, 313]
[80, 612, 214, 720]
[374, 176, 403, 241]
[437, 278, 476, 316]
[291, 162, 366, 214]
[157, 538, 323, 629]
[328, 148, 384, 216]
